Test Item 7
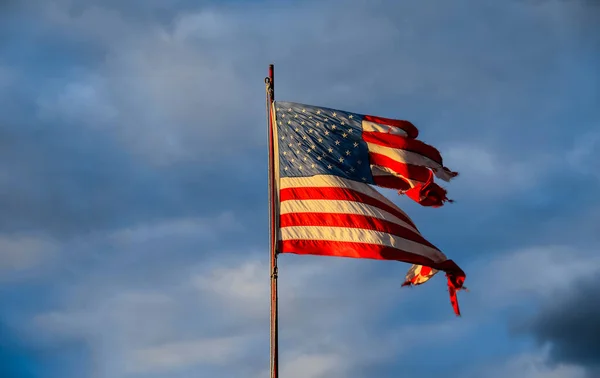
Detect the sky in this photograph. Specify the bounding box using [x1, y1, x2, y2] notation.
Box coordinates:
[0, 0, 599, 377]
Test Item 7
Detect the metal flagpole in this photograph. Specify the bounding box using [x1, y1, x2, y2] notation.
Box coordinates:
[265, 64, 279, 378]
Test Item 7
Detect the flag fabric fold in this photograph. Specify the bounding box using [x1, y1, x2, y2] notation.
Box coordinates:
[273, 101, 465, 315]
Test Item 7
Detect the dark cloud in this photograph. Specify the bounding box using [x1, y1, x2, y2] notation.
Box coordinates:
[521, 272, 600, 375]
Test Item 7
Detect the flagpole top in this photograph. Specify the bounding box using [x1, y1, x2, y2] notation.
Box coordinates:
[266, 64, 275, 102]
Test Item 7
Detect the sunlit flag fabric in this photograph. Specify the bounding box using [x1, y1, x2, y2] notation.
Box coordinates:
[273, 101, 466, 315]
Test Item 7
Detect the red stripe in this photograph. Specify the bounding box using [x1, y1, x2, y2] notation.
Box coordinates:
[279, 239, 464, 278]
[279, 212, 438, 250]
[363, 115, 419, 139]
[279, 187, 417, 230]
[369, 153, 432, 184]
[362, 131, 443, 166]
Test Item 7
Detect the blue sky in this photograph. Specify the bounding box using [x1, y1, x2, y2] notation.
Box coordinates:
[1, 0, 599, 377]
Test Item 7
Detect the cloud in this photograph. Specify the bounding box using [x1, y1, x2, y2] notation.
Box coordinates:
[518, 272, 600, 376]
[470, 245, 600, 309]
[108, 212, 242, 245]
[1, 0, 599, 377]
[27, 237, 467, 378]
[443, 144, 558, 199]
[128, 336, 249, 373]
[278, 353, 344, 378]
[567, 131, 600, 181]
[0, 235, 58, 279]
[465, 349, 587, 378]
[27, 0, 596, 168]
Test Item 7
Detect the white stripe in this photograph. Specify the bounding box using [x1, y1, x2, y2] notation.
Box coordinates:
[367, 142, 452, 182]
[362, 120, 409, 137]
[280, 226, 445, 262]
[280, 199, 418, 234]
[280, 175, 402, 211]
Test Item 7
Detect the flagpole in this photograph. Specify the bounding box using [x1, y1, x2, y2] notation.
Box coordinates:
[265, 64, 279, 378]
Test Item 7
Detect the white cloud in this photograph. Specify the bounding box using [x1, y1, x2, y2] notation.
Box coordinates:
[466, 349, 587, 378]
[191, 260, 269, 317]
[469, 245, 600, 308]
[443, 144, 558, 198]
[128, 336, 248, 373]
[108, 211, 242, 245]
[567, 131, 600, 180]
[36, 75, 118, 126]
[0, 234, 58, 276]
[279, 353, 344, 378]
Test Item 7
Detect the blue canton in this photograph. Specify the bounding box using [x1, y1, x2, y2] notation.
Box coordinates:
[275, 101, 374, 184]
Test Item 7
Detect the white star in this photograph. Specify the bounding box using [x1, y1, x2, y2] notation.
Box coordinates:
[291, 158, 295, 163]
[297, 142, 302, 146]
[283, 151, 287, 155]
[281, 136, 285, 140]
[284, 167, 288, 171]
[295, 127, 299, 132]
[317, 110, 321, 115]
[311, 144, 316, 149]
[335, 140, 340, 145]
[357, 160, 362, 165]
[348, 129, 353, 133]
[299, 166, 302, 170]
[353, 142, 359, 147]
[345, 150, 351, 156]
[303, 156, 308, 161]
[295, 150, 300, 154]
[317, 156, 322, 160]
[327, 164, 333, 169]
[324, 131, 330, 136]
[287, 120, 291, 124]
[341, 121, 345, 126]
[331, 125, 336, 130]
[308, 129, 313, 133]
[294, 114, 298, 118]
[306, 148, 311, 153]
[342, 133, 348, 138]
[338, 157, 344, 163]
[362, 177, 367, 181]
[301, 121, 305, 125]
[302, 109, 306, 113]
[276, 107, 280, 111]
[318, 138, 323, 143]
[349, 114, 353, 119]
[332, 112, 337, 117]
[302, 135, 307, 140]
[350, 167, 355, 172]
[281, 114, 285, 118]
[288, 143, 292, 147]
[278, 121, 282, 125]
[311, 164, 316, 168]
[316, 122, 320, 126]
[328, 148, 333, 153]
[288, 108, 292, 112]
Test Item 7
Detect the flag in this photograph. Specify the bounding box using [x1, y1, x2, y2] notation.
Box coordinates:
[272, 101, 466, 315]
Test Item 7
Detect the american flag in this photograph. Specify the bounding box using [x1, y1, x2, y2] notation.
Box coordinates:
[273, 101, 466, 315]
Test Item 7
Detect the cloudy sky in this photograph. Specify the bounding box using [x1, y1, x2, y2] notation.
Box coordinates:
[1, 0, 599, 377]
